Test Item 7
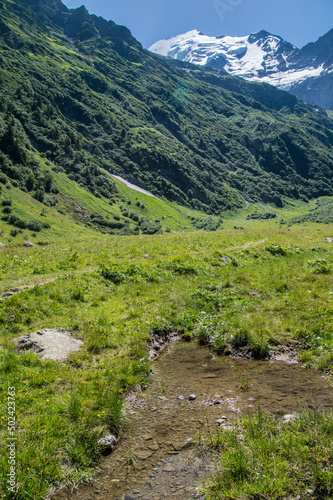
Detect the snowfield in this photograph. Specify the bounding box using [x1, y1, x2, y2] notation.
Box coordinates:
[149, 30, 328, 91]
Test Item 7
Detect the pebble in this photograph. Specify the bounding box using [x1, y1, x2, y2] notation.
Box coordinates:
[135, 450, 153, 460]
[189, 394, 196, 401]
[142, 434, 153, 441]
[282, 414, 296, 423]
[147, 444, 159, 451]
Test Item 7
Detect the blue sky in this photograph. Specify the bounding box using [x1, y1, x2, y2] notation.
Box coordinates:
[62, 0, 333, 49]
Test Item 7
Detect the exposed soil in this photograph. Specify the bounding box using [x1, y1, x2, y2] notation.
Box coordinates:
[223, 238, 267, 252]
[54, 341, 333, 500]
[0, 277, 58, 300]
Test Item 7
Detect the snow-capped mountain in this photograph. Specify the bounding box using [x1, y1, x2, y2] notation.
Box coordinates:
[149, 29, 333, 110]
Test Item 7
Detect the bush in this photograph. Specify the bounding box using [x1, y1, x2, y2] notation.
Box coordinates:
[14, 218, 27, 229]
[129, 212, 139, 222]
[1, 199, 12, 207]
[247, 212, 277, 220]
[0, 173, 8, 184]
[2, 206, 12, 214]
[266, 244, 290, 256]
[27, 220, 43, 232]
[307, 259, 331, 274]
[139, 218, 162, 235]
[101, 263, 126, 284]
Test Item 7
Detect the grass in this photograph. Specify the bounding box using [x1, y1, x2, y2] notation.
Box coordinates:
[201, 409, 333, 499]
[0, 223, 333, 499]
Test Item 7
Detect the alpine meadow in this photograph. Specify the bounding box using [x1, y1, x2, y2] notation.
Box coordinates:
[0, 1, 333, 499]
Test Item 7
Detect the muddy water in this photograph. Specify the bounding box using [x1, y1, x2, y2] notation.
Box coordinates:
[56, 342, 333, 500]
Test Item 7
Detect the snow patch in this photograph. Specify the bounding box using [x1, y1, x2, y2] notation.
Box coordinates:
[111, 175, 159, 199]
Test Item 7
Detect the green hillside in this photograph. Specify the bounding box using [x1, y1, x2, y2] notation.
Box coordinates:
[1, 0, 333, 222]
[1, 2, 333, 499]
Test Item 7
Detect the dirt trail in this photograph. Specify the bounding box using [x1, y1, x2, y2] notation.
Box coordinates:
[0, 268, 95, 300]
[0, 277, 59, 300]
[55, 341, 333, 500]
[223, 238, 267, 252]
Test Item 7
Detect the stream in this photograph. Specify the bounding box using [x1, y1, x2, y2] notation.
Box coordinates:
[55, 341, 333, 500]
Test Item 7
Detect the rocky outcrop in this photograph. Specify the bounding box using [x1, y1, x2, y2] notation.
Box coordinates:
[15, 328, 83, 361]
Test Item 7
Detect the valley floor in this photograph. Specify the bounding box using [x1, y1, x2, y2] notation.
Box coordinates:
[0, 225, 333, 499]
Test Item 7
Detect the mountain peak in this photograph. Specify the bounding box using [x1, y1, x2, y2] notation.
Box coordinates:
[249, 29, 272, 40]
[149, 28, 333, 109]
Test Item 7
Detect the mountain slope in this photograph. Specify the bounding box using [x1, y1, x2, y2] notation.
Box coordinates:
[149, 29, 333, 110]
[1, 0, 333, 218]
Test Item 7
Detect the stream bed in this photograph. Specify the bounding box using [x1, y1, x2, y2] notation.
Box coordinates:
[56, 341, 333, 500]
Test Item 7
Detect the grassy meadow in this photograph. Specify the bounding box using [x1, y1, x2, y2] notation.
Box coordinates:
[0, 207, 333, 498]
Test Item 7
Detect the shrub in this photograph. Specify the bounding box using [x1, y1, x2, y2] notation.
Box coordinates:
[307, 259, 331, 274]
[0, 173, 8, 184]
[266, 244, 290, 256]
[14, 219, 27, 229]
[101, 263, 126, 284]
[129, 212, 139, 222]
[27, 220, 43, 232]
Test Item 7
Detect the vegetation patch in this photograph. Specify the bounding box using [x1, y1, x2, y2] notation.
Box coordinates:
[0, 223, 333, 498]
[201, 409, 333, 500]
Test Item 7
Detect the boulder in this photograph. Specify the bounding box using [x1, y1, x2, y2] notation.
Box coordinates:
[23, 241, 34, 247]
[98, 434, 117, 454]
[15, 328, 83, 361]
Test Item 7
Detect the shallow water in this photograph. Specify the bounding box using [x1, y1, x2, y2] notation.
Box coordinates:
[56, 341, 333, 500]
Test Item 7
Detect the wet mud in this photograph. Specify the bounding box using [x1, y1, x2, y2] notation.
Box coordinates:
[55, 341, 333, 500]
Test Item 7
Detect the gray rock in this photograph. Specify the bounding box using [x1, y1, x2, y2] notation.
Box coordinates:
[220, 423, 233, 431]
[282, 414, 297, 423]
[15, 328, 83, 361]
[98, 433, 117, 452]
[221, 256, 232, 263]
[23, 241, 34, 247]
[0, 242, 5, 247]
[324, 238, 333, 243]
[189, 394, 196, 401]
